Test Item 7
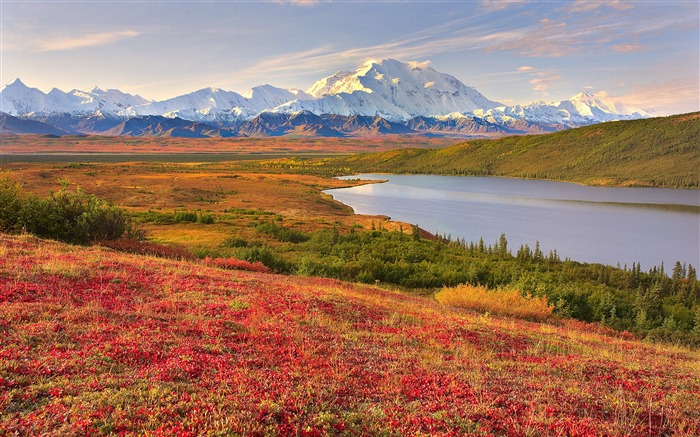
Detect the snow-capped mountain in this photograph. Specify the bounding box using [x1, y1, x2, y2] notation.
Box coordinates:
[279, 59, 501, 121]
[474, 92, 652, 127]
[0, 78, 148, 116]
[121, 84, 313, 124]
[1, 59, 652, 137]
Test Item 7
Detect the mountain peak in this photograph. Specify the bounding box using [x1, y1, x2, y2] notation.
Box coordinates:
[3, 78, 28, 89]
[303, 58, 501, 120]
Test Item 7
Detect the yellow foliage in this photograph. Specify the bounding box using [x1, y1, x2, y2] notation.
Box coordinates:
[435, 284, 553, 322]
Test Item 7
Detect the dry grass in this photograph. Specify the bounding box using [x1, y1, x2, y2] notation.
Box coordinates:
[0, 134, 456, 154]
[435, 284, 554, 322]
[0, 161, 405, 253]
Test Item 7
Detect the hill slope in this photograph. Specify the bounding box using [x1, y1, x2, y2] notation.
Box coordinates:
[1, 234, 698, 435]
[333, 112, 700, 188]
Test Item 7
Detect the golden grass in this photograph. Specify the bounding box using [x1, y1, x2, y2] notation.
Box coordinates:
[435, 284, 554, 322]
[0, 161, 407, 253]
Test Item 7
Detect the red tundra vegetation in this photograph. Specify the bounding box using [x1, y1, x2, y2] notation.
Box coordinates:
[1, 234, 698, 436]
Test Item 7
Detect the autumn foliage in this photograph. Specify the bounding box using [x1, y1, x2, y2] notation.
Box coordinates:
[1, 234, 699, 436]
[436, 284, 554, 322]
[202, 256, 272, 273]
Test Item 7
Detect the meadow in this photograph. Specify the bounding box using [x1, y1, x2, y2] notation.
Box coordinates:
[1, 233, 699, 435]
[0, 134, 455, 155]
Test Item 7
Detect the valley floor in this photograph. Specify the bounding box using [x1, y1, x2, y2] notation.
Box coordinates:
[1, 234, 699, 435]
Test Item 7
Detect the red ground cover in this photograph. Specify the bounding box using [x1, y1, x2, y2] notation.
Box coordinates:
[1, 234, 698, 436]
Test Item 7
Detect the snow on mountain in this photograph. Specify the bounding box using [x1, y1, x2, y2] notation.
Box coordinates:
[285, 59, 502, 121]
[0, 79, 61, 115]
[474, 91, 653, 127]
[1, 60, 651, 136]
[241, 84, 312, 112]
[0, 78, 149, 116]
[124, 85, 313, 124]
[124, 87, 249, 123]
[306, 71, 354, 97]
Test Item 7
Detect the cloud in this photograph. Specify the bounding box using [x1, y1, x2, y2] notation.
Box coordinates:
[481, 0, 529, 11]
[568, 0, 634, 12]
[614, 77, 699, 115]
[611, 43, 644, 53]
[36, 30, 140, 52]
[529, 71, 561, 95]
[274, 0, 320, 6]
[517, 66, 535, 72]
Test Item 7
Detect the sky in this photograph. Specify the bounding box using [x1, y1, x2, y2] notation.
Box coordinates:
[1, 0, 698, 115]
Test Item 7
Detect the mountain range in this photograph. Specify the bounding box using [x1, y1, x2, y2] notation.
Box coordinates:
[0, 59, 652, 138]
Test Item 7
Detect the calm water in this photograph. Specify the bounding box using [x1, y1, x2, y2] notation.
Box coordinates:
[327, 174, 700, 269]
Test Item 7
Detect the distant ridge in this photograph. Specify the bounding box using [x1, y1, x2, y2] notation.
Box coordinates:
[0, 112, 67, 136]
[0, 59, 654, 137]
[329, 112, 700, 188]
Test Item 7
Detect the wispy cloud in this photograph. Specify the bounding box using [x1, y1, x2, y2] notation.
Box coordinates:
[481, 0, 529, 11]
[615, 77, 700, 115]
[36, 30, 140, 52]
[567, 0, 634, 13]
[611, 43, 644, 53]
[529, 71, 561, 95]
[514, 65, 561, 96]
[274, 0, 320, 6]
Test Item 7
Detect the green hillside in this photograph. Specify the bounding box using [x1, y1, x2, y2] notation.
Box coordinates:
[334, 112, 700, 188]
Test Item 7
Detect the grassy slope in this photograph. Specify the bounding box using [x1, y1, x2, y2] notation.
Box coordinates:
[1, 234, 698, 436]
[334, 113, 700, 188]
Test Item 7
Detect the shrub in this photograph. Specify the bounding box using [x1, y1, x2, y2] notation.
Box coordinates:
[221, 236, 249, 248]
[233, 246, 291, 273]
[0, 178, 23, 232]
[173, 211, 198, 223]
[436, 284, 554, 322]
[99, 238, 195, 260]
[0, 178, 131, 245]
[256, 222, 309, 243]
[202, 257, 271, 273]
[197, 212, 215, 224]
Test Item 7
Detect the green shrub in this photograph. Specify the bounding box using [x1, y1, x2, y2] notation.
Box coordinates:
[197, 212, 215, 224]
[0, 178, 131, 245]
[221, 236, 249, 248]
[173, 210, 198, 223]
[256, 222, 309, 243]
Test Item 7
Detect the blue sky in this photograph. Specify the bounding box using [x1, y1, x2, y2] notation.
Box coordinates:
[2, 0, 698, 115]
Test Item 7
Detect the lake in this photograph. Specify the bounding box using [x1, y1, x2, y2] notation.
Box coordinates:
[326, 174, 700, 269]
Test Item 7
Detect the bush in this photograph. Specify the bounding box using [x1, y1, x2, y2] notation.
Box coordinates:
[197, 212, 215, 224]
[233, 246, 291, 273]
[202, 256, 271, 273]
[436, 284, 554, 322]
[173, 211, 198, 223]
[0, 178, 131, 245]
[0, 178, 23, 232]
[221, 236, 249, 248]
[99, 238, 195, 260]
[256, 222, 309, 243]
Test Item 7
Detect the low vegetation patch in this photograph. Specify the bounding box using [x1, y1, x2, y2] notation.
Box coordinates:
[1, 234, 698, 435]
[202, 256, 271, 273]
[0, 177, 132, 244]
[99, 237, 195, 260]
[436, 284, 554, 321]
[256, 221, 310, 243]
